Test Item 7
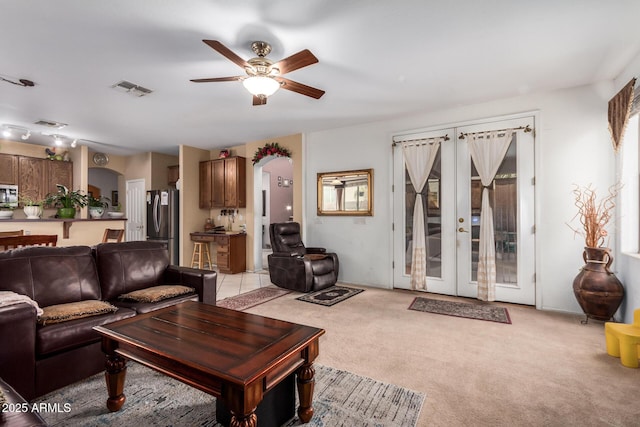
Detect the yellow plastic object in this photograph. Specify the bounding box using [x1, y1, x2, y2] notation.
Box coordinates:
[605, 309, 640, 368]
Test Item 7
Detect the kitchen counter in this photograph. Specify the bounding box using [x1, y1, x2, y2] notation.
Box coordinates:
[190, 232, 246, 274]
[0, 217, 127, 239]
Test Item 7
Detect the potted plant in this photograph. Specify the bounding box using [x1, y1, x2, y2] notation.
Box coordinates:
[568, 183, 624, 322]
[88, 195, 110, 219]
[20, 195, 44, 219]
[44, 184, 88, 219]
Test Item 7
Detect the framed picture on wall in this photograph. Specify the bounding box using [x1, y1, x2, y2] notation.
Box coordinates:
[112, 191, 119, 206]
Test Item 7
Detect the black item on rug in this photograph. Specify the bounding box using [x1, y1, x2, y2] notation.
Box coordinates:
[408, 297, 512, 324]
[296, 285, 364, 307]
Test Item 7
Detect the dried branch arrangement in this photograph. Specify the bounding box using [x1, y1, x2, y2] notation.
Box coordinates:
[568, 183, 622, 248]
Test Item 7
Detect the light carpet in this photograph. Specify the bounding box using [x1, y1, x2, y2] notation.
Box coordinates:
[217, 287, 291, 311]
[408, 296, 511, 324]
[35, 362, 425, 427]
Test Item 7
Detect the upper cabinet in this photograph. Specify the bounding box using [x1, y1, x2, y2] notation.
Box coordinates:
[0, 154, 18, 185]
[199, 156, 246, 209]
[224, 156, 245, 208]
[46, 160, 73, 195]
[13, 155, 73, 203]
[168, 165, 179, 186]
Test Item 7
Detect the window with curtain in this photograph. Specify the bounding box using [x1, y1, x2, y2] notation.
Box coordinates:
[619, 112, 639, 253]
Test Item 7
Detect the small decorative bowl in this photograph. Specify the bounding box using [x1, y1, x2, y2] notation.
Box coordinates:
[107, 212, 125, 218]
[0, 210, 14, 219]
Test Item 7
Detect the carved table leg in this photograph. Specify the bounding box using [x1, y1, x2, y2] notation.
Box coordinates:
[229, 412, 257, 427]
[223, 383, 261, 427]
[296, 362, 316, 423]
[102, 338, 127, 412]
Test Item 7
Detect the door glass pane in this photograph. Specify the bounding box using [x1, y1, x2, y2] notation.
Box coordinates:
[405, 148, 442, 278]
[470, 135, 517, 284]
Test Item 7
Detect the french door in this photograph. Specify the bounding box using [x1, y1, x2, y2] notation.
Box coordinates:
[393, 117, 536, 305]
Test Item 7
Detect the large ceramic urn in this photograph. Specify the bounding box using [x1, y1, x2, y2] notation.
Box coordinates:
[572, 247, 624, 322]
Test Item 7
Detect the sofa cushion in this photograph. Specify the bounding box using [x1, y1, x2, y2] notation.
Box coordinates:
[114, 293, 199, 314]
[0, 246, 101, 307]
[38, 300, 118, 326]
[94, 241, 171, 301]
[118, 285, 195, 303]
[36, 308, 136, 356]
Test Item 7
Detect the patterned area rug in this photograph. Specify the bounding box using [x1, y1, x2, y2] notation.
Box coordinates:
[35, 362, 425, 427]
[408, 297, 512, 324]
[296, 285, 364, 307]
[216, 287, 291, 311]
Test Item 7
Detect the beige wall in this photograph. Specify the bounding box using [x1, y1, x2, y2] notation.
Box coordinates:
[179, 145, 211, 266]
[151, 152, 179, 190]
[241, 134, 303, 271]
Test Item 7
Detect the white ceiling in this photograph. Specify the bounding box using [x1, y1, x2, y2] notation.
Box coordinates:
[1, 0, 639, 156]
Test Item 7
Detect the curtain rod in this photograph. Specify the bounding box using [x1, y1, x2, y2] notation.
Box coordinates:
[458, 124, 532, 139]
[392, 134, 450, 146]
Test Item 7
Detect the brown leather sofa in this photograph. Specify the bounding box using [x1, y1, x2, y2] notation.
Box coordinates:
[268, 222, 339, 292]
[0, 241, 217, 401]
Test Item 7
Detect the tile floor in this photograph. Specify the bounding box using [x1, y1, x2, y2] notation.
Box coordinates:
[215, 270, 275, 301]
[214, 249, 276, 301]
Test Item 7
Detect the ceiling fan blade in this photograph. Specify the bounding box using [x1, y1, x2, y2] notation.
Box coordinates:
[253, 95, 267, 106]
[277, 77, 325, 99]
[272, 49, 318, 74]
[190, 76, 243, 83]
[202, 40, 248, 68]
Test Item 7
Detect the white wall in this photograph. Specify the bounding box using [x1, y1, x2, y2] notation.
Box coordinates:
[613, 51, 640, 324]
[305, 82, 617, 315]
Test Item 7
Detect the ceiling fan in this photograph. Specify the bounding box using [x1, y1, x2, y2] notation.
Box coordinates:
[190, 40, 325, 106]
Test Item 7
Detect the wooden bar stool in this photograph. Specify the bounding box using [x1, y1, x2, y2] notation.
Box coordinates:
[191, 242, 212, 269]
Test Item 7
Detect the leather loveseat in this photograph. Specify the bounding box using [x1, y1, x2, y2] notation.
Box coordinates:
[0, 241, 217, 401]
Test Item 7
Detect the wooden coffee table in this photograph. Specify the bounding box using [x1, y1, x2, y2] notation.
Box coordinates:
[94, 301, 325, 427]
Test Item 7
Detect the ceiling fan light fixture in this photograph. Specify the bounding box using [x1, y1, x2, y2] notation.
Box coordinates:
[242, 76, 280, 97]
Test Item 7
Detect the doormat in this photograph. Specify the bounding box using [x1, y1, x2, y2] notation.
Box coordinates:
[296, 285, 364, 307]
[408, 297, 511, 324]
[217, 287, 291, 311]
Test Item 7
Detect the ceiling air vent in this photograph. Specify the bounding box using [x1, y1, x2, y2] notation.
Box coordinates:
[34, 119, 67, 129]
[111, 80, 153, 97]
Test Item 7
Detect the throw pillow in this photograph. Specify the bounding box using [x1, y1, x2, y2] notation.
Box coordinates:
[38, 300, 118, 326]
[118, 285, 195, 303]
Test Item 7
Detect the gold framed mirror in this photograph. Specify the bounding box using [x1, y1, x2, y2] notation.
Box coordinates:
[317, 169, 373, 216]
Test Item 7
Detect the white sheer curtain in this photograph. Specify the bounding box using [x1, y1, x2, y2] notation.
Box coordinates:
[467, 130, 514, 301]
[402, 138, 442, 290]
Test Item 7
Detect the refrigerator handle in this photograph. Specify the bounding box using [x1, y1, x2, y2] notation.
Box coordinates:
[153, 194, 161, 233]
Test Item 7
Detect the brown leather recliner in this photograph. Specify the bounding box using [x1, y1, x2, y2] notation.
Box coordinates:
[268, 222, 339, 293]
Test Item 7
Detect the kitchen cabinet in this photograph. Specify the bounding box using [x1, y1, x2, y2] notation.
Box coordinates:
[190, 232, 246, 274]
[18, 157, 47, 202]
[17, 156, 72, 204]
[168, 165, 179, 186]
[224, 156, 245, 208]
[0, 154, 18, 185]
[46, 160, 73, 195]
[199, 156, 246, 209]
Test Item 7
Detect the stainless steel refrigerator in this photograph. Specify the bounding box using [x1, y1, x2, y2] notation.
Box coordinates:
[146, 189, 179, 265]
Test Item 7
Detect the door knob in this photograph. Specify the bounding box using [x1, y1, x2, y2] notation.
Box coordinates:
[458, 227, 469, 233]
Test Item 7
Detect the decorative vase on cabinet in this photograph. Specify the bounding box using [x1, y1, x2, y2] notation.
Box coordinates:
[572, 247, 624, 322]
